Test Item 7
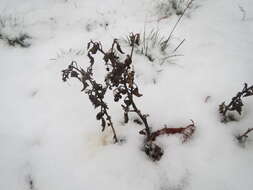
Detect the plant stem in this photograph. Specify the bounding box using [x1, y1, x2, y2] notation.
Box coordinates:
[162, 0, 193, 48]
[223, 83, 253, 116]
[237, 128, 253, 142]
[104, 108, 118, 143]
[123, 80, 151, 139]
[72, 65, 118, 143]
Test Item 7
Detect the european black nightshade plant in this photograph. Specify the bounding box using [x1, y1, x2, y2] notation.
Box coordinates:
[62, 33, 195, 161]
[103, 33, 152, 139]
[62, 61, 118, 143]
[219, 83, 253, 122]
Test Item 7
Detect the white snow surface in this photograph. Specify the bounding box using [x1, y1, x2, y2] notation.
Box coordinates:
[0, 0, 253, 190]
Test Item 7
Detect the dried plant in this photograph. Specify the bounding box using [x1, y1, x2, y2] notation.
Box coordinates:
[123, 30, 166, 62]
[102, 33, 152, 139]
[156, 0, 195, 17]
[160, 0, 193, 51]
[237, 128, 253, 144]
[5, 33, 31, 47]
[122, 29, 184, 65]
[149, 120, 195, 142]
[141, 120, 196, 161]
[120, 1, 193, 65]
[62, 33, 196, 161]
[62, 62, 118, 143]
[219, 83, 253, 122]
[0, 15, 31, 47]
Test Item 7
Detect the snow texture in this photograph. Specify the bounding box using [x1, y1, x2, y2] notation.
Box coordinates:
[0, 0, 253, 190]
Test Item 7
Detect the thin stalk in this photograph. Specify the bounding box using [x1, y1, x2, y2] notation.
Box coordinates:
[162, 0, 193, 48]
[104, 109, 118, 143]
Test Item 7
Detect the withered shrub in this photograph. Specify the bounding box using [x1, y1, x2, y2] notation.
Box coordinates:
[219, 83, 253, 123]
[219, 83, 253, 144]
[0, 15, 31, 48]
[62, 33, 195, 161]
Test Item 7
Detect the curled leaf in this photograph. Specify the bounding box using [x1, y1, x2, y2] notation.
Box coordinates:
[90, 43, 99, 54]
[124, 98, 131, 106]
[87, 42, 91, 50]
[116, 42, 124, 54]
[70, 71, 79, 78]
[96, 112, 104, 120]
[88, 53, 94, 65]
[135, 33, 140, 45]
[133, 88, 142, 97]
[124, 55, 132, 66]
[81, 82, 89, 92]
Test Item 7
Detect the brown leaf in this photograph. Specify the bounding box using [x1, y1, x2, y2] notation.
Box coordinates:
[124, 55, 132, 67]
[124, 99, 131, 106]
[90, 43, 99, 54]
[132, 88, 142, 97]
[124, 112, 129, 123]
[116, 43, 124, 54]
[103, 53, 109, 63]
[101, 118, 106, 131]
[70, 71, 79, 78]
[87, 42, 91, 50]
[96, 112, 103, 120]
[88, 53, 94, 65]
[135, 33, 140, 45]
[81, 82, 89, 92]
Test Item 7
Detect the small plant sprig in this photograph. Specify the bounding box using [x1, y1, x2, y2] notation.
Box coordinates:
[219, 83, 253, 122]
[237, 128, 253, 144]
[62, 61, 118, 143]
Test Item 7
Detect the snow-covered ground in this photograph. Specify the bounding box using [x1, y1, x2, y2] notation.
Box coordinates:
[0, 0, 253, 190]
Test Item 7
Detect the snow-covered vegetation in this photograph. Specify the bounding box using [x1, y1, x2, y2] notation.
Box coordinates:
[0, 0, 253, 190]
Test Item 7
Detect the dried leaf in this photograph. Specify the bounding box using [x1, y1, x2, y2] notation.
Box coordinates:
[133, 118, 142, 125]
[144, 142, 163, 161]
[243, 91, 253, 97]
[116, 43, 124, 54]
[88, 53, 94, 65]
[96, 112, 104, 120]
[87, 42, 91, 50]
[70, 70, 79, 78]
[132, 88, 142, 97]
[135, 33, 140, 45]
[124, 112, 129, 123]
[124, 98, 131, 106]
[124, 55, 132, 66]
[90, 44, 99, 54]
[81, 82, 89, 92]
[101, 118, 106, 131]
[103, 53, 109, 63]
[219, 102, 225, 114]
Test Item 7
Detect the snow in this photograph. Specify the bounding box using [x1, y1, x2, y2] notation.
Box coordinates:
[0, 0, 253, 190]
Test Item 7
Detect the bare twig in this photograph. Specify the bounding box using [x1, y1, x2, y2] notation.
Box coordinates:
[140, 120, 195, 142]
[219, 83, 253, 122]
[173, 39, 186, 52]
[237, 128, 253, 143]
